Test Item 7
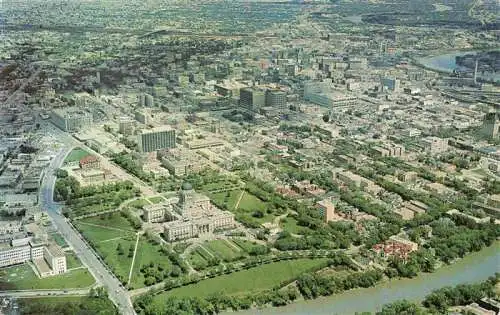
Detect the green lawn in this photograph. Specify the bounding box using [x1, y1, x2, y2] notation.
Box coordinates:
[155, 258, 328, 302]
[65, 251, 83, 269]
[188, 252, 208, 270]
[280, 217, 311, 235]
[148, 196, 165, 204]
[129, 238, 173, 289]
[208, 190, 242, 210]
[209, 190, 274, 224]
[231, 239, 268, 254]
[64, 148, 90, 163]
[74, 222, 132, 243]
[204, 240, 244, 262]
[78, 212, 136, 232]
[50, 233, 68, 248]
[0, 264, 95, 290]
[237, 192, 274, 223]
[93, 237, 136, 284]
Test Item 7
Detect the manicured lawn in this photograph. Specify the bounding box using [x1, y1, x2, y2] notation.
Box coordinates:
[208, 190, 241, 210]
[280, 217, 311, 235]
[204, 240, 244, 262]
[74, 220, 136, 285]
[237, 192, 274, 223]
[64, 148, 90, 163]
[74, 222, 134, 243]
[129, 238, 173, 289]
[155, 258, 328, 302]
[78, 212, 136, 232]
[148, 196, 165, 204]
[209, 190, 274, 224]
[93, 237, 136, 284]
[65, 251, 83, 269]
[50, 233, 68, 248]
[188, 251, 208, 270]
[0, 264, 95, 290]
[232, 239, 268, 254]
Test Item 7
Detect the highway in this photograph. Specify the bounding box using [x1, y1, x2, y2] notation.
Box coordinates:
[39, 145, 136, 315]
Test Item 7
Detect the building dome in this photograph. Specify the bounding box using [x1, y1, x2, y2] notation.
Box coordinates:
[181, 182, 193, 191]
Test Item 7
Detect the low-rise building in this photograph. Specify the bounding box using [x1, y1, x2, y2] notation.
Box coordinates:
[79, 155, 100, 170]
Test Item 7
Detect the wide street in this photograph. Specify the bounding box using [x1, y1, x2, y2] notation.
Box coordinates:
[39, 144, 136, 315]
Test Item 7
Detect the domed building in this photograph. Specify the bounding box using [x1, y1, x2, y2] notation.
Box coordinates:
[161, 182, 236, 241]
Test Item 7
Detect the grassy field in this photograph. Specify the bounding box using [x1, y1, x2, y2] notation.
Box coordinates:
[129, 238, 173, 289]
[208, 190, 241, 210]
[64, 148, 90, 163]
[78, 212, 136, 232]
[0, 264, 95, 290]
[65, 251, 83, 269]
[280, 217, 311, 235]
[188, 251, 208, 270]
[154, 258, 328, 302]
[74, 220, 136, 284]
[74, 222, 133, 243]
[231, 239, 268, 254]
[236, 192, 274, 224]
[209, 190, 274, 225]
[204, 240, 243, 262]
[94, 237, 136, 284]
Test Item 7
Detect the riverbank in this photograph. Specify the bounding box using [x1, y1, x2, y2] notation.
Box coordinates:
[413, 48, 500, 81]
[229, 241, 500, 315]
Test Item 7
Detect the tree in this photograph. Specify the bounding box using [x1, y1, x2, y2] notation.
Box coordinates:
[116, 243, 124, 256]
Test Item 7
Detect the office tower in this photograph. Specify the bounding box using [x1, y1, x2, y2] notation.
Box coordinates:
[50, 108, 93, 132]
[482, 112, 500, 139]
[137, 126, 176, 153]
[239, 87, 266, 112]
[266, 89, 287, 113]
[119, 117, 135, 135]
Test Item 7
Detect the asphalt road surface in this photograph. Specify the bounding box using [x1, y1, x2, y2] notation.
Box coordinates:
[39, 145, 135, 315]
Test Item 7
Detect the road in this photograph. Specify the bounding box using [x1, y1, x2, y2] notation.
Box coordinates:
[44, 122, 156, 196]
[39, 145, 136, 315]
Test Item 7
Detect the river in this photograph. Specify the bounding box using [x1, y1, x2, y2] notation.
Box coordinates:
[232, 242, 500, 315]
[417, 51, 500, 82]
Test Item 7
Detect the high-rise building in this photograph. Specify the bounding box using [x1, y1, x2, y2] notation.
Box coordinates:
[137, 126, 176, 153]
[380, 77, 400, 92]
[50, 108, 93, 132]
[482, 112, 500, 140]
[239, 87, 266, 112]
[265, 89, 287, 113]
[316, 199, 336, 222]
[119, 117, 135, 135]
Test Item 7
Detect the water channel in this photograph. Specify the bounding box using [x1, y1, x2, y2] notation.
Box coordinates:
[417, 51, 500, 82]
[232, 242, 500, 315]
